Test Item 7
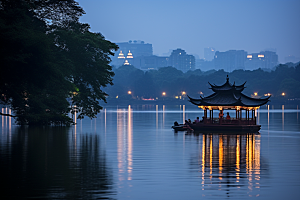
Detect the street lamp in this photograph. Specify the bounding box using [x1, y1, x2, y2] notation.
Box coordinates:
[128, 91, 132, 94]
[182, 91, 186, 96]
[162, 92, 166, 96]
[282, 92, 285, 96]
[254, 92, 258, 96]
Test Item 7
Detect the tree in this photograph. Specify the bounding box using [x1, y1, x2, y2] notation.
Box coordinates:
[0, 0, 118, 125]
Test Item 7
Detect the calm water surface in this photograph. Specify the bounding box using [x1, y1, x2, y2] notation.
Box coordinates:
[0, 105, 300, 199]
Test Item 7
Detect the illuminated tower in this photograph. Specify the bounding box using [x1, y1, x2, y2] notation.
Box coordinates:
[127, 50, 133, 59]
[118, 51, 125, 59]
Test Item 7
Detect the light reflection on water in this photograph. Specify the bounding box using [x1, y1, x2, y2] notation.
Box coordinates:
[0, 105, 300, 199]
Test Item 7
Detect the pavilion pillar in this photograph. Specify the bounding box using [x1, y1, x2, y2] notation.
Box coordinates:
[240, 110, 242, 120]
[247, 110, 250, 124]
[212, 109, 214, 123]
[252, 109, 254, 124]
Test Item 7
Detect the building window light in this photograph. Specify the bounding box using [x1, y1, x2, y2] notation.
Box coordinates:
[247, 55, 252, 59]
[258, 55, 264, 58]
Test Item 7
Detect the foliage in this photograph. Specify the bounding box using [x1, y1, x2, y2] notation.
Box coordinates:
[106, 64, 300, 101]
[0, 0, 118, 125]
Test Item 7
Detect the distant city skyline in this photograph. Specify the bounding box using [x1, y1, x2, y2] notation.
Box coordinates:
[77, 0, 300, 63]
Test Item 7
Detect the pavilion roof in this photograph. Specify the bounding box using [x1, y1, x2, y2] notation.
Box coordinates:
[188, 75, 270, 107]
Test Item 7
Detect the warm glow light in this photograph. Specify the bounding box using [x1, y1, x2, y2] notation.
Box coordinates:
[128, 91, 132, 94]
[162, 92, 166, 96]
[182, 91, 186, 95]
[116, 96, 118, 98]
[282, 92, 285, 96]
[254, 92, 258, 96]
[175, 96, 179, 99]
[247, 55, 253, 58]
[126, 50, 133, 58]
[258, 54, 264, 58]
[118, 51, 125, 59]
[268, 93, 271, 96]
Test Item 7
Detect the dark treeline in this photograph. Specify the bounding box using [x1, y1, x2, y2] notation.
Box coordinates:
[105, 63, 300, 103]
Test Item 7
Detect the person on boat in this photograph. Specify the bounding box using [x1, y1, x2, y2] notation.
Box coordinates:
[174, 121, 179, 126]
[219, 110, 224, 119]
[188, 119, 192, 123]
[226, 112, 231, 120]
[195, 117, 200, 123]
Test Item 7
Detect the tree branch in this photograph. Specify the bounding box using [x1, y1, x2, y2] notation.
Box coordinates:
[0, 112, 16, 118]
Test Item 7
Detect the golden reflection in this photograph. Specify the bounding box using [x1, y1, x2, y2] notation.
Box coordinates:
[156, 105, 158, 129]
[199, 133, 261, 193]
[219, 135, 223, 179]
[127, 105, 133, 180]
[8, 108, 11, 133]
[2, 108, 4, 128]
[236, 135, 240, 181]
[282, 105, 284, 130]
[201, 134, 205, 189]
[267, 105, 269, 130]
[183, 105, 185, 124]
[117, 108, 124, 180]
[163, 105, 165, 127]
[104, 109, 106, 134]
[209, 135, 212, 176]
[117, 106, 133, 182]
[74, 105, 77, 125]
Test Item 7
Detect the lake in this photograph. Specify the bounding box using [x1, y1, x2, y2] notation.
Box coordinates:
[0, 104, 300, 199]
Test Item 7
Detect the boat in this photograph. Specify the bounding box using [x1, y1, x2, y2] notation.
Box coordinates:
[172, 75, 270, 133]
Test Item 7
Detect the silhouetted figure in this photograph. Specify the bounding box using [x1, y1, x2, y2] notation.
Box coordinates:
[188, 119, 192, 123]
[219, 110, 224, 119]
[226, 112, 231, 120]
[195, 117, 200, 123]
[174, 121, 179, 126]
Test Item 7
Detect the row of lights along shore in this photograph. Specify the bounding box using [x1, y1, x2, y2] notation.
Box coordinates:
[116, 91, 286, 99]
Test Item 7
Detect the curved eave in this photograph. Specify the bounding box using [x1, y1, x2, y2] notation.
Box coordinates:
[188, 95, 270, 107]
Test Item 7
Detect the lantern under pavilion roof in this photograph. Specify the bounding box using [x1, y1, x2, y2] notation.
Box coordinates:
[188, 75, 270, 107]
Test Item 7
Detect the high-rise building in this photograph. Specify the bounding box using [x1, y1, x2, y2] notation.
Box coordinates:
[204, 47, 215, 61]
[112, 40, 153, 66]
[169, 49, 195, 72]
[132, 56, 169, 70]
[214, 50, 247, 72]
[245, 51, 278, 70]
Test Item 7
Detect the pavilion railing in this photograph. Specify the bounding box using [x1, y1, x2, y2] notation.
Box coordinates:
[202, 117, 257, 125]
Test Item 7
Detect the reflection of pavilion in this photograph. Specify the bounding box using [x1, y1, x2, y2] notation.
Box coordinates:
[192, 133, 261, 196]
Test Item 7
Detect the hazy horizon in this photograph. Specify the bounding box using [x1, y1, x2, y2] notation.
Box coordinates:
[77, 0, 300, 63]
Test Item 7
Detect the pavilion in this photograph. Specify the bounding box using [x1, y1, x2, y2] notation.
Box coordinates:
[186, 75, 270, 132]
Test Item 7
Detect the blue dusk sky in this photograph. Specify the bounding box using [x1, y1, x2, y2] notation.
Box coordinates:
[76, 0, 300, 63]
